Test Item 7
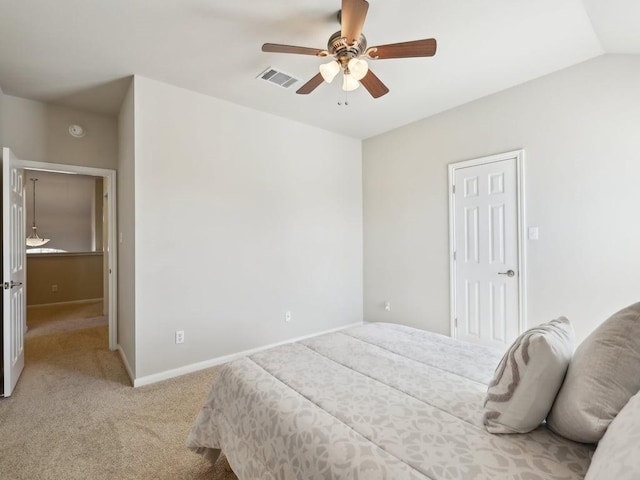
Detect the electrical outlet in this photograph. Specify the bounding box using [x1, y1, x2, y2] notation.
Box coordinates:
[175, 330, 185, 344]
[51, 284, 58, 292]
[384, 301, 391, 311]
[285, 311, 292, 322]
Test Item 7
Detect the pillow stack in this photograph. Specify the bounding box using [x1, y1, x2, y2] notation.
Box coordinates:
[483, 317, 575, 434]
[484, 302, 640, 442]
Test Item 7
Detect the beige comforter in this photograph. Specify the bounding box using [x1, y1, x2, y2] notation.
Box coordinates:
[187, 323, 593, 479]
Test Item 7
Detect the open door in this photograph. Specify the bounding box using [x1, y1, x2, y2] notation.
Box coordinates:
[2, 147, 26, 397]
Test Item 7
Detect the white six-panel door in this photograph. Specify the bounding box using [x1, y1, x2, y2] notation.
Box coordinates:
[2, 147, 26, 397]
[450, 153, 523, 349]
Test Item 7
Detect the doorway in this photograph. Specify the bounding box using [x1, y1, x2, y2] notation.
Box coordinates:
[448, 150, 526, 349]
[3, 150, 118, 396]
[17, 160, 117, 351]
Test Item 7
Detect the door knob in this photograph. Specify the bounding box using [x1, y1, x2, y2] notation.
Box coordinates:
[3, 281, 23, 289]
[498, 270, 515, 277]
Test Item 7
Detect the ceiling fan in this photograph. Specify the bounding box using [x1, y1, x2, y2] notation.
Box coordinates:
[262, 0, 437, 99]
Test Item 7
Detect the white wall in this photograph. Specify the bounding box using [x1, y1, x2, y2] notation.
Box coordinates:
[133, 77, 363, 378]
[117, 80, 136, 376]
[0, 95, 117, 169]
[363, 54, 640, 343]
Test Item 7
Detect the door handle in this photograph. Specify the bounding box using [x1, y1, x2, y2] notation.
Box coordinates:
[498, 270, 515, 277]
[3, 281, 23, 289]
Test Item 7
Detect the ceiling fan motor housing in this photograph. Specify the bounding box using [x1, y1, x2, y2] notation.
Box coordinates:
[328, 30, 367, 65]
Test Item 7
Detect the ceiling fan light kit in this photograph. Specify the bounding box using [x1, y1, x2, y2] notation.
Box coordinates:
[320, 60, 341, 83]
[347, 58, 368, 81]
[342, 73, 360, 92]
[261, 0, 437, 99]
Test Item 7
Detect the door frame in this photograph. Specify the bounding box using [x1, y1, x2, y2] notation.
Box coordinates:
[447, 149, 527, 341]
[17, 159, 118, 350]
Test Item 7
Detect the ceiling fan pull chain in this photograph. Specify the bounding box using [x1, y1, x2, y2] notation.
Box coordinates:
[337, 77, 350, 106]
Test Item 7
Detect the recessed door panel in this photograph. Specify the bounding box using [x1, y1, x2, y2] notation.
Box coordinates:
[465, 280, 480, 336]
[490, 282, 507, 343]
[489, 204, 505, 265]
[464, 207, 479, 263]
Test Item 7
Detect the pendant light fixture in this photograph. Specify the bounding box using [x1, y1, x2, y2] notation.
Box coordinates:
[26, 178, 50, 247]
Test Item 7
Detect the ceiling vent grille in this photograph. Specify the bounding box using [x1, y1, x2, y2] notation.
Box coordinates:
[258, 67, 299, 89]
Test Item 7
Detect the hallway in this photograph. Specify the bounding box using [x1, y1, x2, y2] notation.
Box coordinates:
[27, 300, 107, 338]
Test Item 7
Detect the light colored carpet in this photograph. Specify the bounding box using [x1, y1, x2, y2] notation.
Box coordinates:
[0, 303, 238, 480]
[26, 301, 107, 337]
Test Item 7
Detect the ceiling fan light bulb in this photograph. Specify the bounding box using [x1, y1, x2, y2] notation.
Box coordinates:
[348, 58, 369, 80]
[342, 73, 360, 92]
[319, 60, 340, 83]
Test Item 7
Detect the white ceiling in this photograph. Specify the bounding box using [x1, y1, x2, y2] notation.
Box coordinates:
[0, 0, 638, 139]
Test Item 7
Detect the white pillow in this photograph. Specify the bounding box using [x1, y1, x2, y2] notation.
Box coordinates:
[547, 302, 640, 443]
[585, 391, 640, 480]
[483, 317, 574, 434]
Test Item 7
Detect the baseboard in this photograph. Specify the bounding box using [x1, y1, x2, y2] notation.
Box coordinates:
[132, 321, 364, 388]
[27, 298, 104, 308]
[117, 345, 135, 387]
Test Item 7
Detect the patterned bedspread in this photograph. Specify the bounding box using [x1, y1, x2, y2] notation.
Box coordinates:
[187, 323, 594, 479]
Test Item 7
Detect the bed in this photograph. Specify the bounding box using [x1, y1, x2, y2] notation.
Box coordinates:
[187, 322, 595, 479]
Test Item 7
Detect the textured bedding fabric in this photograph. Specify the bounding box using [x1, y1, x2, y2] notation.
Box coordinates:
[187, 323, 594, 479]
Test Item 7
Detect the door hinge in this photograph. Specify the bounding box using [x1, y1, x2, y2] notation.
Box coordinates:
[454, 318, 458, 329]
[452, 184, 456, 194]
[453, 251, 456, 261]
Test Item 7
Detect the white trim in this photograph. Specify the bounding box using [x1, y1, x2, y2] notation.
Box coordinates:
[447, 149, 527, 339]
[133, 321, 364, 387]
[117, 345, 135, 386]
[27, 297, 103, 308]
[16, 159, 118, 351]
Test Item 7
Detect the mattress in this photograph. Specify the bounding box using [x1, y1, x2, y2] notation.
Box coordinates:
[187, 322, 594, 479]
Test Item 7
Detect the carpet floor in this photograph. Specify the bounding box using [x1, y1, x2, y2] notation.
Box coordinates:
[0, 302, 237, 480]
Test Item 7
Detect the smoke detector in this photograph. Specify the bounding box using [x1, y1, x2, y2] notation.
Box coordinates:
[69, 124, 85, 138]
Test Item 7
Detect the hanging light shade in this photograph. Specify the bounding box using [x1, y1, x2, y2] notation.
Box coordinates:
[26, 178, 50, 247]
[342, 72, 360, 92]
[347, 58, 369, 81]
[319, 60, 341, 83]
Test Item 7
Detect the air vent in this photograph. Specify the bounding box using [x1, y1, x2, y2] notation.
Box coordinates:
[257, 67, 299, 89]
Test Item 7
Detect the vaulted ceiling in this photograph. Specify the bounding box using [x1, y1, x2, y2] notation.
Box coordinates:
[0, 0, 638, 139]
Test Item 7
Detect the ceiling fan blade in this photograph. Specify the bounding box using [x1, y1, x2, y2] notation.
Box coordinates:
[360, 69, 389, 99]
[341, 0, 369, 44]
[367, 38, 437, 59]
[296, 73, 325, 95]
[262, 43, 325, 56]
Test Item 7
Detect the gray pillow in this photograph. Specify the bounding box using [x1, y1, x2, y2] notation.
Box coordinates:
[585, 391, 640, 479]
[547, 302, 640, 443]
[483, 317, 574, 434]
